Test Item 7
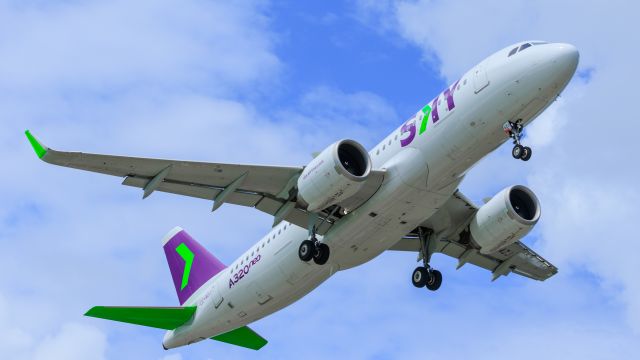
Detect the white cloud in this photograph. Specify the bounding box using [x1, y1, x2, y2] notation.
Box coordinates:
[159, 354, 182, 360]
[32, 323, 107, 360]
[0, 0, 279, 95]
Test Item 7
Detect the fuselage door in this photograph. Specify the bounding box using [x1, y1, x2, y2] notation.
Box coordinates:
[473, 65, 490, 93]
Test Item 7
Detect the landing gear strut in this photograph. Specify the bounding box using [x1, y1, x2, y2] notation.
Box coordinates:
[298, 226, 330, 265]
[411, 227, 442, 291]
[504, 120, 532, 161]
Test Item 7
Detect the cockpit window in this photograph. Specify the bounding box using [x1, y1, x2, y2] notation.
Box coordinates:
[519, 43, 532, 52]
[509, 41, 548, 58]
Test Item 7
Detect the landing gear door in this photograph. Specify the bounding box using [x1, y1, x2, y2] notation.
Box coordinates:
[473, 65, 489, 93]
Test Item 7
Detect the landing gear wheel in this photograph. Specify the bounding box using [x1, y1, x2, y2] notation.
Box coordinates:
[520, 146, 532, 161]
[425, 270, 442, 291]
[312, 243, 330, 265]
[298, 240, 314, 262]
[412, 267, 429, 288]
[512, 144, 524, 159]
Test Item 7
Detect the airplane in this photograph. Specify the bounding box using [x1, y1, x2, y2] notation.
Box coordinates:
[25, 40, 579, 351]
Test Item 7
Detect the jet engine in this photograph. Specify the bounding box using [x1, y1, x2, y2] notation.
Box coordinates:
[297, 139, 371, 212]
[470, 185, 541, 254]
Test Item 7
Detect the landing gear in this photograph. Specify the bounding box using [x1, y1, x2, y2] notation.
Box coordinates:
[298, 240, 315, 262]
[313, 243, 330, 265]
[298, 226, 330, 265]
[425, 269, 442, 291]
[411, 228, 443, 291]
[411, 267, 442, 291]
[411, 267, 429, 287]
[504, 120, 532, 161]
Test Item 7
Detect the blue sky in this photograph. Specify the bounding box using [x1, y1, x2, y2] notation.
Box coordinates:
[1, 1, 638, 359]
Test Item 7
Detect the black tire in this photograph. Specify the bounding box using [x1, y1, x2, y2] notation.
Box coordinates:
[426, 270, 442, 291]
[512, 144, 524, 159]
[520, 146, 532, 161]
[298, 240, 314, 262]
[313, 243, 330, 265]
[411, 267, 429, 288]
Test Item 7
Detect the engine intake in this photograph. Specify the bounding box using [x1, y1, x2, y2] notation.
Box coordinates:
[470, 185, 541, 254]
[298, 139, 371, 212]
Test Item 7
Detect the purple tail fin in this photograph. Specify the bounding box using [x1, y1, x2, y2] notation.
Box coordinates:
[162, 227, 226, 305]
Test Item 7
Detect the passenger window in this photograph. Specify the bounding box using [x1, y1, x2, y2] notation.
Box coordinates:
[383, 145, 386, 150]
[388, 140, 391, 145]
[278, 230, 281, 235]
[394, 135, 398, 140]
[508, 47, 518, 57]
[519, 43, 532, 52]
[376, 149, 380, 155]
[262, 243, 265, 248]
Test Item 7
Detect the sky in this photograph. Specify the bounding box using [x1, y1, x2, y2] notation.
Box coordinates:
[1, 0, 638, 359]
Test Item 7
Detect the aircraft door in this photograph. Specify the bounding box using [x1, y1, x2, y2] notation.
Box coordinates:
[473, 65, 490, 93]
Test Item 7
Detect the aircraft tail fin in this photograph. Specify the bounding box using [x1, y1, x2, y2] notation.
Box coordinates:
[162, 227, 226, 305]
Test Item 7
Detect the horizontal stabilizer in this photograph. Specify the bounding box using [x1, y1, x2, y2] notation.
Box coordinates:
[85, 306, 196, 330]
[212, 326, 268, 350]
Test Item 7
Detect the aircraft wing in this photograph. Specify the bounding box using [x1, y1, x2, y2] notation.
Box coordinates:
[389, 191, 557, 281]
[25, 131, 384, 234]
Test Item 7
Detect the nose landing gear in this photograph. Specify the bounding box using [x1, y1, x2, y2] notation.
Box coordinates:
[504, 120, 532, 161]
[411, 227, 442, 291]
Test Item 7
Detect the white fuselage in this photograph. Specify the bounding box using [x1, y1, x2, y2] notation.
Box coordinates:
[163, 41, 579, 348]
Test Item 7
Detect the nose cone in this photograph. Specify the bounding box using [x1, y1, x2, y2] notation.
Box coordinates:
[550, 42, 579, 79]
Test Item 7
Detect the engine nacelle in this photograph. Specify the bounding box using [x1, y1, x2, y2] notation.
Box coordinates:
[470, 185, 541, 254]
[297, 139, 371, 212]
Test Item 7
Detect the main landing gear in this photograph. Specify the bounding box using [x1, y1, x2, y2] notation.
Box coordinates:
[411, 228, 442, 291]
[504, 120, 532, 161]
[298, 227, 330, 265]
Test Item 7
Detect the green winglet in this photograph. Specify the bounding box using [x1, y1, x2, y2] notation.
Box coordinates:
[212, 326, 268, 350]
[84, 306, 197, 330]
[25, 130, 48, 159]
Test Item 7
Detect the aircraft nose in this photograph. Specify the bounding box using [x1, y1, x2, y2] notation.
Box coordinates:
[550, 43, 579, 78]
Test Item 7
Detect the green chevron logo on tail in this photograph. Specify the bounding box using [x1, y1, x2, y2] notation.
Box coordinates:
[176, 243, 194, 290]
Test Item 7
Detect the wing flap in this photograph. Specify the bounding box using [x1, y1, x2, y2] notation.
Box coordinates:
[84, 306, 196, 330]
